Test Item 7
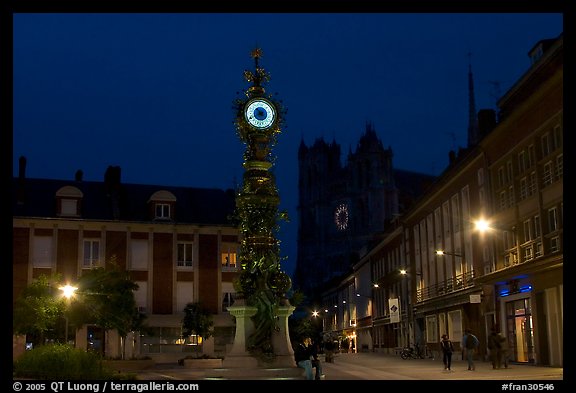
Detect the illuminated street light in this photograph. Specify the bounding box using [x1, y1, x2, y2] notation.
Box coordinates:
[59, 284, 77, 344]
[59, 284, 78, 299]
[435, 250, 462, 257]
[474, 218, 491, 232]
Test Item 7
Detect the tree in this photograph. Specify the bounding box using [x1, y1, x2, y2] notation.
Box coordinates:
[182, 302, 214, 358]
[68, 265, 147, 359]
[13, 274, 66, 347]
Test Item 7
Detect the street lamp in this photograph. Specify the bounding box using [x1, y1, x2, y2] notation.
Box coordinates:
[59, 284, 77, 344]
[435, 250, 462, 257]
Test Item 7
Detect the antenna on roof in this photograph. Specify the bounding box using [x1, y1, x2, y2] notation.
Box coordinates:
[488, 80, 502, 111]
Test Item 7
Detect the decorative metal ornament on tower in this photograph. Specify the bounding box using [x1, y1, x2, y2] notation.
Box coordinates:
[232, 48, 292, 361]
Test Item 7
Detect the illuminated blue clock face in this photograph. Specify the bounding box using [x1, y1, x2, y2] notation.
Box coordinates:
[245, 99, 276, 129]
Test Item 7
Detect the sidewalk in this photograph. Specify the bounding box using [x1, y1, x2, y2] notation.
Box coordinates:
[319, 352, 563, 380]
[133, 351, 563, 381]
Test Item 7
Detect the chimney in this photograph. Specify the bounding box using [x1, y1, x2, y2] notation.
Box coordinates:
[104, 166, 122, 220]
[75, 170, 83, 182]
[104, 166, 121, 187]
[18, 156, 27, 179]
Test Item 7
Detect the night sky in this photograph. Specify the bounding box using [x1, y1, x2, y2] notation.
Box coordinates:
[11, 12, 563, 277]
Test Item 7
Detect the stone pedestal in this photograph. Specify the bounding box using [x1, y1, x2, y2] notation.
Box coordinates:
[270, 305, 296, 367]
[222, 304, 258, 368]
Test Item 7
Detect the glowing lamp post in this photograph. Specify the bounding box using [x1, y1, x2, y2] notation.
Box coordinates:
[59, 284, 77, 344]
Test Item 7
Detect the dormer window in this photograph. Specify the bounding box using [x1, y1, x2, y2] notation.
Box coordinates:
[55, 186, 83, 217]
[148, 190, 177, 221]
[155, 203, 170, 219]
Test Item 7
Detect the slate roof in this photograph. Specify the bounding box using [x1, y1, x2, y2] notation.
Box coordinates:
[12, 176, 237, 226]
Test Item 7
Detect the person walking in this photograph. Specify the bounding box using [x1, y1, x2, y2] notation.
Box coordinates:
[462, 329, 480, 371]
[440, 334, 454, 371]
[498, 332, 510, 368]
[488, 328, 502, 369]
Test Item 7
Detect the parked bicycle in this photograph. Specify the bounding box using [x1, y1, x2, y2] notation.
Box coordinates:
[400, 346, 424, 360]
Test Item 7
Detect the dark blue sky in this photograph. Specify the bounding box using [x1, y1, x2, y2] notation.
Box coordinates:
[12, 13, 563, 277]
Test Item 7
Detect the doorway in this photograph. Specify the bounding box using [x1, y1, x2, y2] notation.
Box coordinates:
[504, 297, 534, 363]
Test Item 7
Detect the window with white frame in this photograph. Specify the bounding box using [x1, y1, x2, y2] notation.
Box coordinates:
[148, 190, 176, 221]
[83, 239, 100, 268]
[543, 161, 553, 186]
[507, 160, 514, 181]
[534, 215, 541, 237]
[556, 154, 563, 179]
[541, 132, 552, 157]
[528, 172, 537, 196]
[221, 243, 238, 270]
[32, 236, 53, 268]
[523, 245, 534, 261]
[519, 177, 528, 200]
[130, 239, 149, 270]
[535, 242, 543, 258]
[518, 151, 526, 173]
[550, 237, 560, 253]
[523, 219, 532, 243]
[426, 315, 438, 343]
[547, 207, 558, 233]
[177, 242, 193, 268]
[155, 203, 170, 219]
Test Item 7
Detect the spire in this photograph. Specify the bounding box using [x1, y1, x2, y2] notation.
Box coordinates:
[467, 52, 479, 146]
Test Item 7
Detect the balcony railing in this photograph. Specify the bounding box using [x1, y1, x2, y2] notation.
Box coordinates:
[415, 270, 475, 303]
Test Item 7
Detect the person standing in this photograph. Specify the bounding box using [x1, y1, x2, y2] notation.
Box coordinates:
[440, 334, 454, 371]
[310, 339, 324, 380]
[463, 329, 479, 370]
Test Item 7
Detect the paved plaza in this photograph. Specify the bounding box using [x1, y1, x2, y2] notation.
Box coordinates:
[133, 351, 564, 382]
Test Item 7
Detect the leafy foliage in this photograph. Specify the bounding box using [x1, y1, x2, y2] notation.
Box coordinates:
[67, 265, 145, 336]
[13, 343, 115, 380]
[182, 302, 214, 358]
[13, 274, 66, 345]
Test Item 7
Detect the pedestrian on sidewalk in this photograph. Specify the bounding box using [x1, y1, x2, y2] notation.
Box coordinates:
[488, 327, 502, 369]
[463, 329, 479, 371]
[310, 339, 324, 380]
[499, 332, 510, 369]
[440, 334, 454, 371]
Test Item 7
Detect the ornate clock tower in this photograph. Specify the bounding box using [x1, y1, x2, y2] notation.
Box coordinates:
[227, 48, 294, 366]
